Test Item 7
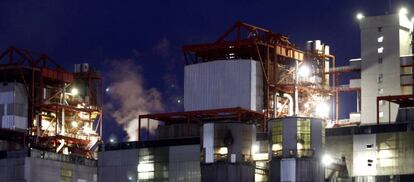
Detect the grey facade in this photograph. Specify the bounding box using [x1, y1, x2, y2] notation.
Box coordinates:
[184, 59, 263, 112]
[326, 123, 414, 181]
[359, 13, 413, 124]
[98, 138, 201, 182]
[0, 149, 97, 182]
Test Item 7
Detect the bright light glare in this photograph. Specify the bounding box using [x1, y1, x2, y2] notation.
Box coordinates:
[356, 13, 365, 20]
[252, 144, 259, 154]
[322, 154, 334, 166]
[399, 7, 408, 16]
[137, 163, 154, 172]
[109, 137, 116, 143]
[316, 102, 329, 118]
[71, 88, 79, 95]
[298, 65, 311, 77]
[297, 142, 303, 150]
[219, 147, 228, 155]
[272, 144, 282, 151]
[71, 121, 78, 128]
[377, 36, 384, 43]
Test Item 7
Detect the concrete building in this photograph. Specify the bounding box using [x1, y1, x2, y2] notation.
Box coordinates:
[326, 122, 414, 181]
[0, 149, 97, 182]
[358, 12, 413, 124]
[98, 138, 201, 182]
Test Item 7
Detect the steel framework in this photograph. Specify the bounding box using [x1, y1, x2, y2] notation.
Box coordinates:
[183, 21, 336, 124]
[0, 46, 103, 158]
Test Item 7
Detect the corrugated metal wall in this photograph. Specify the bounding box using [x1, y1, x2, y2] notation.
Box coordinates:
[184, 59, 263, 111]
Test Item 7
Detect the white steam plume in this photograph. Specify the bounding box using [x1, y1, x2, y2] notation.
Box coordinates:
[105, 59, 164, 141]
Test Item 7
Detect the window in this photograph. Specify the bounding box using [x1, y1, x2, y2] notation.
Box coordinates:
[366, 144, 374, 149]
[378, 57, 383, 64]
[378, 88, 384, 94]
[271, 120, 283, 157]
[378, 27, 382, 32]
[377, 47, 384, 53]
[297, 118, 311, 157]
[379, 112, 384, 118]
[377, 36, 384, 43]
[377, 74, 383, 83]
[0, 104, 3, 116]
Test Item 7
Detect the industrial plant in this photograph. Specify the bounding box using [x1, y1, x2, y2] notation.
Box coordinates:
[1, 7, 414, 182]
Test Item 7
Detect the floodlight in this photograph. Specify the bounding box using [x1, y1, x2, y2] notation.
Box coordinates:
[298, 65, 311, 77]
[399, 7, 408, 16]
[315, 102, 329, 118]
[219, 147, 228, 155]
[322, 154, 334, 166]
[356, 13, 365, 20]
[71, 88, 79, 95]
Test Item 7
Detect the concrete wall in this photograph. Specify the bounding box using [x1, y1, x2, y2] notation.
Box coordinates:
[0, 157, 97, 182]
[98, 145, 201, 182]
[359, 14, 413, 124]
[326, 132, 414, 177]
[98, 149, 138, 182]
[184, 59, 263, 112]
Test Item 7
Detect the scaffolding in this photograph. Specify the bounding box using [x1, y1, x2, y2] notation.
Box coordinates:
[0, 46, 103, 158]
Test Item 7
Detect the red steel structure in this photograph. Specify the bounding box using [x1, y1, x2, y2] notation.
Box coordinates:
[138, 21, 340, 138]
[183, 21, 335, 122]
[0, 46, 103, 158]
[138, 107, 265, 140]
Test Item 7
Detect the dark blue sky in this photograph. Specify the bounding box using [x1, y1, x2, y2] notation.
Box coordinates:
[1, 0, 413, 141]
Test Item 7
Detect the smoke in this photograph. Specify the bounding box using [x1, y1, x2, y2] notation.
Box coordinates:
[105, 59, 164, 141]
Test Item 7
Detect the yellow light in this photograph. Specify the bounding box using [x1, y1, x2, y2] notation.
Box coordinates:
[71, 88, 79, 95]
[399, 7, 408, 16]
[272, 144, 282, 151]
[356, 13, 365, 20]
[219, 147, 228, 155]
[71, 121, 78, 128]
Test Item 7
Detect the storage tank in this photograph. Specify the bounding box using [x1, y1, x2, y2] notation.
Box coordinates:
[268, 117, 325, 182]
[0, 82, 28, 131]
[201, 122, 256, 182]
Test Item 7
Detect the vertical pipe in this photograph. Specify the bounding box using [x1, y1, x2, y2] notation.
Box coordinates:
[61, 85, 65, 135]
[377, 98, 379, 125]
[138, 116, 141, 141]
[147, 118, 150, 140]
[294, 60, 299, 116]
[356, 91, 360, 112]
[388, 100, 391, 124]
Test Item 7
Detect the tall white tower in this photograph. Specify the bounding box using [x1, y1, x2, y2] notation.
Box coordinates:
[359, 11, 413, 124]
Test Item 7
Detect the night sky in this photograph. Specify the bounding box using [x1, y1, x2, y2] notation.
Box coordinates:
[1, 0, 413, 142]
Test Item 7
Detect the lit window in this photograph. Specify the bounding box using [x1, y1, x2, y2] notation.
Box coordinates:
[377, 36, 384, 43]
[377, 47, 384, 53]
[379, 112, 384, 118]
[378, 88, 384, 94]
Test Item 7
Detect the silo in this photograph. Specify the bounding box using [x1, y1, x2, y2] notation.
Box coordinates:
[268, 117, 325, 182]
[201, 122, 256, 182]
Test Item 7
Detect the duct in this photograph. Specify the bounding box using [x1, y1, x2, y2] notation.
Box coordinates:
[275, 93, 294, 116]
[56, 139, 65, 153]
